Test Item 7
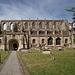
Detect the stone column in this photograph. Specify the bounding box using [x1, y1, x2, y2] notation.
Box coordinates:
[53, 24, 56, 48]
[61, 30, 64, 47]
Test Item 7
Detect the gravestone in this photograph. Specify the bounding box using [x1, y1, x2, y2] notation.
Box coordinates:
[51, 53, 55, 60]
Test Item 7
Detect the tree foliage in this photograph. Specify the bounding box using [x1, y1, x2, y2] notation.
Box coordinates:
[66, 7, 75, 23]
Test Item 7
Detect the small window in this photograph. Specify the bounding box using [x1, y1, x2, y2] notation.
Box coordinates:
[55, 24, 56, 29]
[47, 23, 49, 29]
[73, 36, 75, 44]
[25, 23, 28, 29]
[32, 23, 35, 29]
[0, 39, 1, 44]
[42, 39, 44, 44]
[13, 35, 15, 38]
[39, 23, 42, 29]
[33, 39, 35, 44]
[56, 38, 61, 45]
[48, 37, 53, 45]
[65, 39, 68, 43]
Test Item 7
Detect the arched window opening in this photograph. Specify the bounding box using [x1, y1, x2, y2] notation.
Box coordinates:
[33, 39, 35, 44]
[32, 23, 35, 29]
[0, 39, 1, 44]
[55, 24, 56, 29]
[39, 23, 42, 29]
[56, 38, 61, 45]
[42, 39, 44, 44]
[13, 23, 18, 32]
[0, 25, 1, 30]
[18, 23, 21, 27]
[25, 23, 28, 29]
[3, 23, 7, 30]
[65, 39, 68, 43]
[47, 23, 49, 29]
[48, 37, 53, 45]
[10, 23, 13, 30]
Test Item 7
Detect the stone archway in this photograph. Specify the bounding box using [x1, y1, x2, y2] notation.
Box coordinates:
[8, 39, 19, 51]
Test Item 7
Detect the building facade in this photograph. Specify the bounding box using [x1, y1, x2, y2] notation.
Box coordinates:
[0, 19, 74, 51]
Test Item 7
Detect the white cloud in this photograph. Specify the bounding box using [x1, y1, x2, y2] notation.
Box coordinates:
[0, 0, 74, 22]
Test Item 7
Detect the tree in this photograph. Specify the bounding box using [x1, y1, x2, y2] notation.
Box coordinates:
[66, 7, 75, 23]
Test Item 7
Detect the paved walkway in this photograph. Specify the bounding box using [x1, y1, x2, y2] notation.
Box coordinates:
[0, 51, 23, 75]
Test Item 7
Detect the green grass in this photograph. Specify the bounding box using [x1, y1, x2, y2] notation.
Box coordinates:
[19, 49, 75, 75]
[0, 51, 11, 64]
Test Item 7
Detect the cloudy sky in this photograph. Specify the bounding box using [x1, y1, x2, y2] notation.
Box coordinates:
[0, 0, 75, 22]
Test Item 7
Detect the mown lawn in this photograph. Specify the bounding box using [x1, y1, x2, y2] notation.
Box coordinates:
[19, 49, 75, 75]
[0, 51, 11, 64]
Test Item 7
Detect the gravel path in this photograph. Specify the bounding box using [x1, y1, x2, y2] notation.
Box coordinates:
[0, 51, 23, 75]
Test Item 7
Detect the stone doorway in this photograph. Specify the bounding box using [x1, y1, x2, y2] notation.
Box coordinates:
[9, 39, 19, 51]
[13, 43, 18, 51]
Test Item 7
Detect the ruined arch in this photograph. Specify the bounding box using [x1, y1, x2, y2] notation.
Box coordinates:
[8, 39, 19, 51]
[10, 23, 13, 30]
[3, 23, 7, 30]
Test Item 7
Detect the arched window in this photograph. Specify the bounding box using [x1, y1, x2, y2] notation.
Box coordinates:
[0, 25, 1, 30]
[32, 22, 35, 29]
[13, 23, 18, 32]
[10, 23, 13, 30]
[47, 23, 49, 29]
[42, 39, 44, 44]
[3, 23, 7, 30]
[0, 39, 1, 44]
[56, 38, 61, 45]
[39, 23, 42, 29]
[33, 39, 35, 44]
[18, 23, 21, 26]
[65, 39, 68, 43]
[25, 23, 28, 29]
[48, 37, 53, 45]
[55, 24, 56, 29]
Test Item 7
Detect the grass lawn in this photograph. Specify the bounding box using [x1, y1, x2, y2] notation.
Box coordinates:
[0, 51, 11, 64]
[19, 49, 75, 75]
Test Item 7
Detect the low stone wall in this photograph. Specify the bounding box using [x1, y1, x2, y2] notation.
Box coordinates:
[42, 51, 50, 54]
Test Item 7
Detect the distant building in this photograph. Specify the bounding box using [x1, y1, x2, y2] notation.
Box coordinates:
[0, 19, 74, 51]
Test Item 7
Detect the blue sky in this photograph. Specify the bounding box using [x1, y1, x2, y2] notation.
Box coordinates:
[0, 0, 75, 22]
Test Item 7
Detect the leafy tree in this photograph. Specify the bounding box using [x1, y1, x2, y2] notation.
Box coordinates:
[66, 7, 75, 23]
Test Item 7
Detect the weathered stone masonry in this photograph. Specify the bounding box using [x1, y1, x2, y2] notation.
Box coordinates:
[0, 19, 74, 51]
